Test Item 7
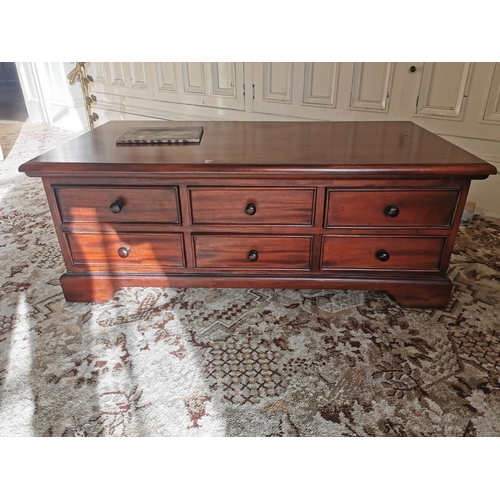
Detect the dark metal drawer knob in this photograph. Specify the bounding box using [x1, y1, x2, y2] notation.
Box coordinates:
[384, 205, 400, 217]
[118, 246, 130, 258]
[376, 249, 390, 262]
[410, 65, 416, 72]
[248, 249, 259, 262]
[110, 200, 123, 213]
[245, 203, 256, 216]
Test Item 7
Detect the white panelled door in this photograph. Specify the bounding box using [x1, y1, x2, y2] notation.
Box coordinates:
[398, 62, 500, 140]
[253, 62, 339, 118]
[90, 62, 152, 99]
[88, 62, 245, 112]
[252, 62, 409, 121]
[152, 62, 245, 110]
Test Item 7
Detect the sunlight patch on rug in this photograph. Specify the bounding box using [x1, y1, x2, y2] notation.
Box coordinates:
[0, 293, 35, 436]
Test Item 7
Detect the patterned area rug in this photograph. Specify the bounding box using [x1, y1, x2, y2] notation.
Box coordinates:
[1, 122, 499, 437]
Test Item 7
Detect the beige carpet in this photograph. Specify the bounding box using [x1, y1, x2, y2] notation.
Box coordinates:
[1, 122, 499, 436]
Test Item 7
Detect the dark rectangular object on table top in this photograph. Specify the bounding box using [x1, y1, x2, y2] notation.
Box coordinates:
[116, 126, 203, 145]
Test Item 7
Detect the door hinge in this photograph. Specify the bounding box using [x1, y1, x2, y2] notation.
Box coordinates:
[252, 84, 255, 100]
[243, 83, 245, 98]
[415, 95, 419, 112]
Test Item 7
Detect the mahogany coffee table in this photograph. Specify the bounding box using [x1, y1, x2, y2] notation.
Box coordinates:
[19, 120, 496, 307]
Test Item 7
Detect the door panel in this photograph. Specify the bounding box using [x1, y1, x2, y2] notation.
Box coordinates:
[349, 62, 394, 112]
[263, 62, 293, 103]
[415, 62, 471, 120]
[303, 62, 339, 107]
[253, 62, 405, 121]
[482, 63, 500, 123]
[211, 62, 237, 98]
[182, 62, 205, 94]
[89, 62, 152, 98]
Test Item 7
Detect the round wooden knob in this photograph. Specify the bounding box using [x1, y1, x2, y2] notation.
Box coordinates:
[376, 249, 390, 262]
[248, 249, 259, 262]
[110, 200, 123, 213]
[117, 246, 130, 258]
[384, 205, 400, 217]
[245, 203, 256, 216]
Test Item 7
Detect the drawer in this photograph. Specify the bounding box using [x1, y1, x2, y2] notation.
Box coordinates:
[321, 236, 446, 271]
[54, 186, 180, 224]
[190, 188, 315, 226]
[193, 235, 312, 270]
[66, 232, 185, 268]
[325, 189, 459, 228]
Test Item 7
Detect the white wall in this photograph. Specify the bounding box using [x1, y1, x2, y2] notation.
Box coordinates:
[16, 62, 88, 132]
[17, 62, 500, 217]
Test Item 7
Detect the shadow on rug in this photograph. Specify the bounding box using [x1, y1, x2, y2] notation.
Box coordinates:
[1, 123, 499, 436]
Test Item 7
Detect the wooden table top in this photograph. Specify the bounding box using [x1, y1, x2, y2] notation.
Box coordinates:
[20, 120, 497, 178]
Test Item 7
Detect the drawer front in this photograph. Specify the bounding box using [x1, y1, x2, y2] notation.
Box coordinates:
[66, 232, 185, 268]
[325, 189, 459, 227]
[321, 236, 446, 271]
[190, 188, 315, 226]
[193, 235, 312, 269]
[55, 186, 180, 224]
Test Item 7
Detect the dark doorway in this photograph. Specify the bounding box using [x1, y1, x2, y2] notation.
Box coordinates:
[0, 62, 28, 122]
[1, 63, 29, 160]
